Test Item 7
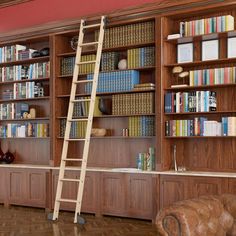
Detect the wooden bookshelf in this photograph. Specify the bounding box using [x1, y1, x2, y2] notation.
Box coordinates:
[1, 0, 236, 222]
[159, 1, 236, 209]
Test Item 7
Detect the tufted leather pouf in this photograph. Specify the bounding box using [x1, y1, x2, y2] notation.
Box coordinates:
[156, 194, 236, 236]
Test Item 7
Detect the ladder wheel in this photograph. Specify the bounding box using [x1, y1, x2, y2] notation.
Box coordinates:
[47, 213, 57, 221]
[77, 215, 86, 225]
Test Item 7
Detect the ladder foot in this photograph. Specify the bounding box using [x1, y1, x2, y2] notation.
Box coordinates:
[47, 213, 57, 221]
[76, 215, 86, 225]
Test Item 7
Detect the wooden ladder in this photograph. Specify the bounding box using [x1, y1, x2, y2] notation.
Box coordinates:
[48, 16, 105, 224]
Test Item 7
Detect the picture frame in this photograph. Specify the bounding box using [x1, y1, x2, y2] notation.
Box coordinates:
[202, 39, 219, 61]
[177, 43, 193, 63]
[227, 37, 236, 58]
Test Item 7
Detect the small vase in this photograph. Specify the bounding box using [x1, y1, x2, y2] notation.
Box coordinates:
[2, 150, 15, 164]
[0, 147, 4, 164]
[98, 98, 112, 115]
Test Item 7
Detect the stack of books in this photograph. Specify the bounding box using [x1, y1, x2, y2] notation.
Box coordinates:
[95, 21, 155, 48]
[136, 147, 155, 171]
[112, 92, 154, 115]
[180, 15, 234, 37]
[132, 83, 155, 91]
[128, 116, 155, 136]
[101, 52, 119, 71]
[85, 70, 140, 93]
[127, 46, 155, 68]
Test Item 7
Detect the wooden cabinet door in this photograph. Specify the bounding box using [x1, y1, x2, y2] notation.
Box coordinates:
[160, 175, 188, 208]
[26, 170, 47, 207]
[0, 169, 6, 203]
[52, 170, 77, 211]
[101, 173, 126, 215]
[228, 178, 236, 194]
[52, 170, 97, 213]
[81, 172, 98, 213]
[7, 169, 27, 205]
[189, 177, 224, 198]
[126, 174, 154, 219]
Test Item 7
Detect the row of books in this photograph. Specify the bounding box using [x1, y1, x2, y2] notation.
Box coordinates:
[180, 15, 234, 37]
[189, 67, 236, 86]
[165, 116, 236, 137]
[59, 119, 87, 138]
[164, 91, 217, 113]
[85, 70, 140, 93]
[132, 83, 155, 91]
[13, 82, 45, 99]
[2, 90, 13, 100]
[128, 116, 155, 136]
[101, 52, 119, 71]
[136, 147, 155, 171]
[0, 44, 36, 63]
[112, 92, 154, 115]
[60, 55, 96, 76]
[72, 96, 102, 117]
[0, 123, 49, 138]
[0, 103, 29, 120]
[95, 21, 154, 49]
[0, 62, 50, 82]
[127, 47, 155, 69]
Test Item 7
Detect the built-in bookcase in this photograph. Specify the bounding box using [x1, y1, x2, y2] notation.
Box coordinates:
[161, 7, 236, 172]
[0, 36, 51, 165]
[52, 19, 157, 171]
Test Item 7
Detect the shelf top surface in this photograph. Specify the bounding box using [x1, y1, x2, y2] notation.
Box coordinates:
[1, 165, 236, 178]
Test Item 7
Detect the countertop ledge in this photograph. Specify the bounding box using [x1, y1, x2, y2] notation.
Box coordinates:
[0, 164, 236, 177]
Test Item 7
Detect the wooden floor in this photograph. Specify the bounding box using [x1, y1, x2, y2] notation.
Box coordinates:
[0, 205, 158, 235]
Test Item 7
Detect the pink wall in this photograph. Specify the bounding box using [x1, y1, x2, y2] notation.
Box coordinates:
[0, 0, 157, 33]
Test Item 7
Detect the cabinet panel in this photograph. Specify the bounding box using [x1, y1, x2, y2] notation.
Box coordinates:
[52, 170, 97, 213]
[7, 168, 48, 207]
[8, 169, 26, 204]
[27, 170, 47, 207]
[189, 177, 224, 198]
[227, 178, 236, 194]
[101, 173, 126, 215]
[0, 169, 6, 203]
[160, 175, 188, 208]
[126, 174, 154, 219]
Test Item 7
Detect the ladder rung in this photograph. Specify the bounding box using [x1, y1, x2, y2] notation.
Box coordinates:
[60, 178, 80, 182]
[74, 80, 93, 84]
[77, 60, 96, 65]
[58, 198, 77, 203]
[71, 98, 91, 103]
[79, 42, 99, 47]
[83, 23, 101, 29]
[65, 138, 86, 141]
[63, 158, 83, 162]
[68, 118, 88, 122]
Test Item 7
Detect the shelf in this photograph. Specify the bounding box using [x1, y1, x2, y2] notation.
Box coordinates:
[0, 164, 52, 170]
[57, 89, 155, 98]
[165, 83, 236, 91]
[0, 96, 50, 103]
[57, 136, 155, 139]
[165, 111, 236, 115]
[165, 30, 236, 44]
[0, 117, 50, 122]
[0, 56, 50, 67]
[57, 41, 155, 57]
[165, 136, 236, 138]
[0, 77, 50, 85]
[0, 137, 50, 139]
[58, 66, 155, 78]
[57, 114, 155, 119]
[165, 58, 236, 68]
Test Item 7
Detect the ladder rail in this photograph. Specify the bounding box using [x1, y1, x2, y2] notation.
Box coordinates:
[51, 16, 106, 224]
[52, 18, 85, 221]
[74, 16, 106, 223]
